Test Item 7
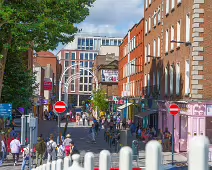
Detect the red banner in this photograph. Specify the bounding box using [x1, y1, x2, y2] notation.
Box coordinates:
[44, 81, 53, 91]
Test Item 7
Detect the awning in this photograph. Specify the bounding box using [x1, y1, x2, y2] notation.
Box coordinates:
[134, 110, 158, 118]
[117, 103, 133, 111]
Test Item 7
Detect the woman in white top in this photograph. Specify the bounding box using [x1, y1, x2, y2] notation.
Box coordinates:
[10, 136, 21, 166]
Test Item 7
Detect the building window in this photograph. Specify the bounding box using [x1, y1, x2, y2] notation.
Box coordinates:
[89, 53, 93, 60]
[84, 77, 88, 83]
[89, 77, 92, 83]
[94, 53, 97, 60]
[118, 40, 122, 45]
[153, 39, 156, 57]
[171, 26, 174, 50]
[85, 53, 88, 60]
[145, 45, 147, 63]
[148, 17, 151, 31]
[145, 0, 148, 9]
[166, 29, 169, 53]
[90, 39, 93, 46]
[148, 43, 150, 62]
[78, 38, 81, 46]
[114, 40, 117, 46]
[165, 68, 168, 95]
[171, 0, 175, 9]
[185, 60, 190, 94]
[71, 83, 75, 92]
[177, 20, 181, 47]
[106, 39, 109, 45]
[65, 61, 69, 67]
[157, 37, 160, 57]
[176, 63, 180, 95]
[82, 38, 85, 46]
[157, 71, 160, 89]
[84, 85, 88, 92]
[186, 14, 191, 42]
[147, 73, 150, 95]
[154, 11, 157, 27]
[65, 53, 70, 60]
[145, 20, 148, 34]
[79, 85, 83, 91]
[170, 66, 174, 94]
[158, 7, 161, 23]
[80, 53, 84, 60]
[166, 0, 170, 15]
[80, 77, 83, 83]
[86, 38, 89, 46]
[65, 76, 69, 83]
[89, 85, 92, 91]
[71, 53, 76, 60]
[102, 39, 106, 45]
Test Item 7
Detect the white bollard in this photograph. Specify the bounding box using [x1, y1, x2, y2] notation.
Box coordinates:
[36, 166, 39, 170]
[46, 162, 51, 170]
[39, 165, 43, 170]
[56, 159, 63, 170]
[42, 164, 47, 170]
[189, 136, 209, 170]
[64, 156, 71, 170]
[99, 150, 111, 170]
[84, 152, 94, 170]
[51, 161, 57, 170]
[145, 140, 162, 170]
[68, 154, 84, 170]
[32, 168, 36, 170]
[119, 146, 132, 170]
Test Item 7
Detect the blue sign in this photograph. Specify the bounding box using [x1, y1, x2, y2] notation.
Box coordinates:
[0, 103, 12, 118]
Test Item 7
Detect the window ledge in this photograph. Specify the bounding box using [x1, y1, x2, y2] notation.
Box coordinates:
[176, 46, 180, 50]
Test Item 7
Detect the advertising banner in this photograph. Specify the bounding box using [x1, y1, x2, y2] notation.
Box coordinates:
[101, 70, 118, 82]
[44, 78, 53, 91]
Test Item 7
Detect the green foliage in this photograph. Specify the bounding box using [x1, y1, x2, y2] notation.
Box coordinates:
[0, 0, 95, 52]
[91, 89, 109, 112]
[1, 48, 38, 109]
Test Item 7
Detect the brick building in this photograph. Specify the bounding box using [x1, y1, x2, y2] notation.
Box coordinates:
[118, 19, 144, 120]
[143, 0, 212, 152]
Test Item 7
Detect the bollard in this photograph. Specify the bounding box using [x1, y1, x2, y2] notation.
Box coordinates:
[84, 152, 94, 170]
[64, 156, 71, 170]
[99, 150, 111, 170]
[51, 161, 57, 170]
[42, 164, 47, 170]
[132, 140, 138, 161]
[69, 154, 84, 170]
[119, 147, 132, 170]
[46, 162, 51, 170]
[56, 159, 63, 170]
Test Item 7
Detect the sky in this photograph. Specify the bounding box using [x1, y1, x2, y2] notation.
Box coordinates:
[51, 0, 144, 55]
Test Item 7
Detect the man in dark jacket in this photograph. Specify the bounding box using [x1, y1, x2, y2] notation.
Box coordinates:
[35, 137, 46, 167]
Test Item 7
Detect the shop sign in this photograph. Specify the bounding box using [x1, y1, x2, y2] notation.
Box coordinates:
[206, 105, 212, 116]
[44, 78, 53, 91]
[177, 103, 188, 112]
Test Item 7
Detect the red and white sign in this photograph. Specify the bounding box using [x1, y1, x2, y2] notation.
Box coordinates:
[54, 101, 67, 114]
[169, 104, 180, 116]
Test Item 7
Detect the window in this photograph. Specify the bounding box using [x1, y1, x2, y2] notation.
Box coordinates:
[84, 85, 88, 91]
[80, 77, 83, 83]
[157, 37, 160, 57]
[71, 69, 75, 75]
[80, 53, 84, 60]
[65, 76, 69, 83]
[171, 0, 175, 9]
[145, 45, 147, 63]
[154, 11, 157, 27]
[71, 61, 75, 66]
[65, 61, 69, 67]
[166, 0, 170, 15]
[153, 39, 156, 57]
[114, 40, 117, 46]
[71, 53, 76, 60]
[110, 39, 114, 45]
[85, 53, 88, 60]
[89, 61, 93, 68]
[89, 53, 93, 60]
[106, 39, 109, 45]
[84, 77, 88, 83]
[185, 60, 190, 94]
[176, 63, 180, 95]
[186, 14, 191, 42]
[170, 66, 174, 94]
[94, 53, 97, 60]
[158, 7, 161, 23]
[148, 17, 151, 31]
[89, 77, 92, 83]
[82, 38, 85, 46]
[102, 39, 106, 45]
[90, 39, 93, 46]
[145, 20, 148, 34]
[147, 73, 150, 95]
[165, 68, 168, 95]
[89, 85, 92, 91]
[118, 40, 122, 45]
[84, 61, 88, 67]
[166, 29, 169, 53]
[171, 26, 174, 50]
[153, 72, 156, 85]
[145, 0, 148, 9]
[65, 53, 70, 60]
[71, 84, 75, 92]
[148, 43, 150, 62]
[79, 85, 83, 91]
[177, 20, 181, 47]
[86, 38, 89, 46]
[78, 38, 81, 46]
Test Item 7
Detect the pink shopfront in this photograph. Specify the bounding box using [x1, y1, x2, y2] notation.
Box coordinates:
[158, 101, 212, 152]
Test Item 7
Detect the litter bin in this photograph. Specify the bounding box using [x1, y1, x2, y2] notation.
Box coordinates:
[132, 140, 138, 161]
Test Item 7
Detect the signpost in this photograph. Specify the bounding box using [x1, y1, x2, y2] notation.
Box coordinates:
[169, 104, 180, 165]
[53, 101, 67, 144]
[0, 103, 12, 118]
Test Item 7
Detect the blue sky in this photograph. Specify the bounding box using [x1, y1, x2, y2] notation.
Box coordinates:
[51, 0, 144, 55]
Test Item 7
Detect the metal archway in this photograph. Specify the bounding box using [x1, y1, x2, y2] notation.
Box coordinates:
[59, 63, 98, 101]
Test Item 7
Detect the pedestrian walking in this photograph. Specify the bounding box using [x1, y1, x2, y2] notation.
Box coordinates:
[35, 137, 46, 167]
[63, 134, 72, 147]
[88, 124, 96, 143]
[10, 135, 21, 166]
[86, 114, 90, 126]
[69, 141, 79, 156]
[46, 134, 57, 162]
[21, 144, 29, 170]
[0, 138, 4, 166]
[82, 113, 86, 126]
[57, 144, 65, 159]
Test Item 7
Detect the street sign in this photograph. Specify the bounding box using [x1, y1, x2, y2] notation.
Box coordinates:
[169, 104, 180, 116]
[0, 103, 12, 118]
[54, 101, 67, 114]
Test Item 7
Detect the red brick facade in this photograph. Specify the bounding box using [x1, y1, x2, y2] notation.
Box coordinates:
[119, 19, 144, 98]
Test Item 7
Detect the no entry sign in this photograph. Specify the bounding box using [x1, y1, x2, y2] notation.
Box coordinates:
[54, 101, 67, 114]
[169, 104, 180, 116]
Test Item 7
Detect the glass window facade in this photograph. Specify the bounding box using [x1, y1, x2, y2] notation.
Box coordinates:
[72, 53, 76, 60]
[65, 53, 70, 60]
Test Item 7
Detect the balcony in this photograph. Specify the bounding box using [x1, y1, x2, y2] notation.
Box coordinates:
[143, 85, 160, 99]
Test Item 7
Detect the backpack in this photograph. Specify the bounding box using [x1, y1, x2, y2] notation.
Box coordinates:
[47, 142, 53, 153]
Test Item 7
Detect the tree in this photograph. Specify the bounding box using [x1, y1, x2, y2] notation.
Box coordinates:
[91, 89, 109, 112]
[0, 0, 95, 100]
[1, 47, 38, 109]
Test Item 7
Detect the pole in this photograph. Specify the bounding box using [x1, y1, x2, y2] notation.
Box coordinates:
[57, 115, 60, 144]
[21, 115, 26, 145]
[59, 81, 62, 101]
[29, 114, 33, 170]
[172, 115, 175, 165]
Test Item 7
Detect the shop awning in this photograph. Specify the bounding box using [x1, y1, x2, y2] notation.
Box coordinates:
[135, 110, 158, 118]
[117, 103, 133, 111]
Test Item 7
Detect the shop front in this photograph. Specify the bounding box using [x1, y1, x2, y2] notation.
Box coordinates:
[117, 103, 133, 120]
